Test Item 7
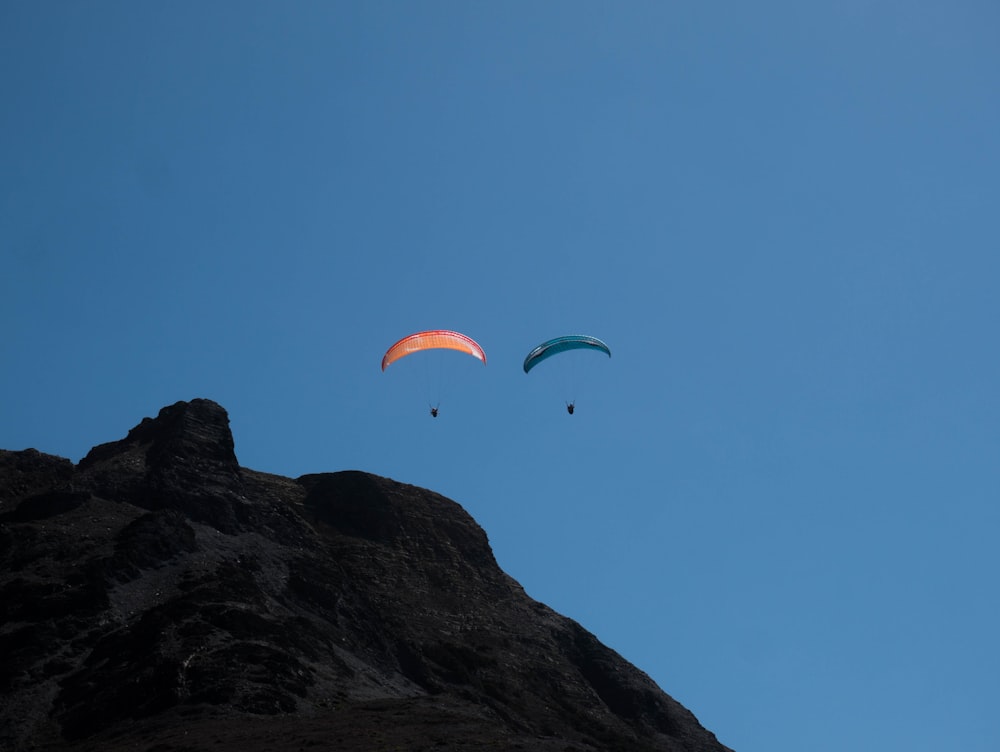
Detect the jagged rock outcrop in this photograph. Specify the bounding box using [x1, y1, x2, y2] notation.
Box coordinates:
[0, 399, 733, 752]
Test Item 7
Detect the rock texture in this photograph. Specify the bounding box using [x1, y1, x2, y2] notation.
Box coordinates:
[0, 399, 733, 752]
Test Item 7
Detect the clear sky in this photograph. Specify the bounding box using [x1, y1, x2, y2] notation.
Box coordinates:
[3, 3, 998, 750]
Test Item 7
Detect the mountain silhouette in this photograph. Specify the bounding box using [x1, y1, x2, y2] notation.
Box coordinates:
[1, 399, 733, 751]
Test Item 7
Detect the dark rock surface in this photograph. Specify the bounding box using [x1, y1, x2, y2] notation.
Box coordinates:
[0, 399, 733, 752]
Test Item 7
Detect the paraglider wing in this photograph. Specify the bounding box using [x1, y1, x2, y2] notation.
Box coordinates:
[381, 330, 487, 371]
[522, 335, 611, 373]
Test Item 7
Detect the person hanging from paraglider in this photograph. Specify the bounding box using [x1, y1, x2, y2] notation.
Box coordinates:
[430, 404, 439, 418]
[566, 401, 575, 415]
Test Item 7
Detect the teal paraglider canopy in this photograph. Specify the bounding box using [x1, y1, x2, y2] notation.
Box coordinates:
[522, 335, 611, 373]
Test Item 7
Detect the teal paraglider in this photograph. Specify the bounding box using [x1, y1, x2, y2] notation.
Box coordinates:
[522, 335, 611, 373]
[523, 335, 611, 414]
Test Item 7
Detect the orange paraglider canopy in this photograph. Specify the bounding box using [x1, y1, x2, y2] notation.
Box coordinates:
[381, 330, 487, 371]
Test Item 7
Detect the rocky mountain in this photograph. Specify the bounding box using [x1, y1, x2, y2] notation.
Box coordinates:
[1, 399, 733, 752]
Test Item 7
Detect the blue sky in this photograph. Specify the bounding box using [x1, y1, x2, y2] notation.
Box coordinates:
[3, 3, 998, 750]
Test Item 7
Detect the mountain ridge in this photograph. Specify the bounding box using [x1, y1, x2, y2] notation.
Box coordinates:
[0, 399, 733, 752]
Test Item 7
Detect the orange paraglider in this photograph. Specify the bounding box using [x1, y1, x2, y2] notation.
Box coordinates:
[381, 330, 487, 417]
[381, 330, 487, 371]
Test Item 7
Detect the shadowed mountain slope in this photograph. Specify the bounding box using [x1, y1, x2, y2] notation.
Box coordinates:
[0, 399, 733, 752]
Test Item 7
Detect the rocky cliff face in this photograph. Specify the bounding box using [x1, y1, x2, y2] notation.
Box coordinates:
[0, 399, 733, 752]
